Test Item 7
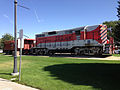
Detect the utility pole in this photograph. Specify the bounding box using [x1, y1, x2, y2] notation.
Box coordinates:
[13, 0, 18, 74]
[12, 0, 29, 76]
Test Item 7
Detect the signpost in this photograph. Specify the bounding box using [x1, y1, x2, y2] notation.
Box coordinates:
[19, 29, 23, 81]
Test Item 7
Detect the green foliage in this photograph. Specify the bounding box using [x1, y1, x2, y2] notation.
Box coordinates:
[1, 33, 14, 41]
[112, 0, 120, 44]
[103, 20, 120, 44]
[102, 1, 120, 44]
[0, 33, 14, 48]
[112, 22, 120, 43]
[103, 21, 119, 40]
[117, 0, 120, 20]
[103, 21, 120, 28]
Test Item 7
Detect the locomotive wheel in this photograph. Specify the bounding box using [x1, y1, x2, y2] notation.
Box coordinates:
[74, 48, 80, 55]
[94, 52, 102, 56]
[80, 51, 84, 55]
[48, 51, 54, 56]
[93, 48, 103, 56]
[41, 51, 45, 55]
[39, 51, 42, 55]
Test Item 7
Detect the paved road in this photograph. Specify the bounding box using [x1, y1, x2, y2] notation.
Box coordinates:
[0, 78, 39, 90]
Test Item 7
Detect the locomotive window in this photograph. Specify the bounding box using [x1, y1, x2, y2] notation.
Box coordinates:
[36, 34, 45, 38]
[65, 31, 73, 34]
[75, 30, 81, 35]
[48, 31, 56, 35]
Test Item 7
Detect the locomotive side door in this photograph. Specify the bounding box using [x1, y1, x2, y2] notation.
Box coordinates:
[75, 30, 81, 40]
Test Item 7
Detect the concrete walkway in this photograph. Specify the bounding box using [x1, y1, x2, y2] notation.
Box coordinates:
[0, 78, 39, 90]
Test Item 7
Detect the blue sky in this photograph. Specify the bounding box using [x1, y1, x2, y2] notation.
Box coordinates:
[0, 0, 118, 39]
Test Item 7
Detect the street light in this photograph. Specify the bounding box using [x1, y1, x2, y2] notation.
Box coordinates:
[12, 0, 18, 75]
[12, 0, 30, 76]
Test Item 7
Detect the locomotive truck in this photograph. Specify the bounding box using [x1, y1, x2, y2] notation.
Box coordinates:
[31, 24, 108, 55]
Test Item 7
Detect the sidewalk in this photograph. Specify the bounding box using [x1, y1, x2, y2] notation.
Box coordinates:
[0, 78, 39, 90]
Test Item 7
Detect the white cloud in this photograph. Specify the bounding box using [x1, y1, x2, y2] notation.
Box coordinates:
[34, 10, 41, 23]
[3, 14, 13, 25]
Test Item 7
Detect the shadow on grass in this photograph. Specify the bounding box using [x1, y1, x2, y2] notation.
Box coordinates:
[0, 73, 11, 75]
[44, 63, 120, 90]
[30, 53, 111, 58]
[49, 54, 112, 58]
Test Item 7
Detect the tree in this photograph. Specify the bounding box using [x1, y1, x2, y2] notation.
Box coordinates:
[112, 23, 120, 41]
[102, 0, 120, 44]
[103, 21, 120, 28]
[117, 0, 120, 20]
[103, 20, 120, 44]
[103, 21, 120, 40]
[0, 33, 14, 48]
[113, 0, 120, 44]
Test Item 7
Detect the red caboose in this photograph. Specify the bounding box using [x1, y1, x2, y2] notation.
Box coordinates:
[23, 39, 35, 54]
[3, 39, 35, 54]
[3, 40, 15, 54]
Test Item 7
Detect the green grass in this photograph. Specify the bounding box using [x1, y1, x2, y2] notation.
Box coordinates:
[0, 54, 120, 90]
[112, 54, 120, 57]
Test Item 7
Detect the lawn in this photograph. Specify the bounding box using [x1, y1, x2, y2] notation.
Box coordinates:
[0, 54, 120, 90]
[113, 54, 120, 57]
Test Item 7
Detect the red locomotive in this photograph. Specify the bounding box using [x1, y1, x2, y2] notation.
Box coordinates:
[3, 24, 108, 55]
[3, 39, 35, 54]
[31, 24, 108, 55]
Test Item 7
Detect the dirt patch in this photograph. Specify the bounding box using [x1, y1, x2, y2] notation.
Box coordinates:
[103, 56, 120, 60]
[0, 60, 31, 69]
[66, 56, 120, 60]
[0, 61, 13, 68]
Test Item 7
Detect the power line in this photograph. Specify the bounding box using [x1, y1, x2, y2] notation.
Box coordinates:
[18, 5, 30, 10]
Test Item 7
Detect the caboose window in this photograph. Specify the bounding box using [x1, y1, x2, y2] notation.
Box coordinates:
[10, 43, 14, 47]
[48, 31, 56, 35]
[75, 30, 81, 35]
